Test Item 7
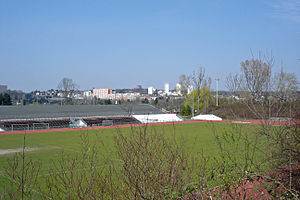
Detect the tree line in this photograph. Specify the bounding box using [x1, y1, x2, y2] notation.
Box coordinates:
[0, 93, 12, 105]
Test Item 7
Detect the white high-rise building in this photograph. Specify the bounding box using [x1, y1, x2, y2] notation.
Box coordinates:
[175, 83, 181, 95]
[187, 85, 193, 94]
[164, 83, 169, 94]
[148, 86, 155, 95]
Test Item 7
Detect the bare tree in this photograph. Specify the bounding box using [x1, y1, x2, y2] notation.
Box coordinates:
[203, 77, 212, 113]
[57, 78, 78, 104]
[239, 52, 273, 121]
[271, 68, 299, 119]
[178, 74, 191, 96]
[273, 67, 298, 102]
[226, 72, 243, 99]
[237, 52, 298, 121]
[179, 70, 212, 116]
[192, 67, 205, 114]
[122, 101, 135, 116]
[179, 74, 195, 116]
[241, 57, 272, 100]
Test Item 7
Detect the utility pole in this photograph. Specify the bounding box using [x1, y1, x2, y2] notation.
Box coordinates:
[192, 88, 194, 118]
[215, 78, 219, 107]
[60, 91, 62, 106]
[36, 89, 39, 104]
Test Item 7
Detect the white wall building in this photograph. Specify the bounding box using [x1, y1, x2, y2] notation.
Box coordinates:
[176, 83, 182, 95]
[148, 86, 155, 95]
[83, 90, 92, 97]
[187, 85, 193, 94]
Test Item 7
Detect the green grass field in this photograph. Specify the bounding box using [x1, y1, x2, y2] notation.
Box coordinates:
[0, 122, 263, 197]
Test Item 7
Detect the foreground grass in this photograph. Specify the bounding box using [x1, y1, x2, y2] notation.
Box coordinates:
[0, 122, 263, 198]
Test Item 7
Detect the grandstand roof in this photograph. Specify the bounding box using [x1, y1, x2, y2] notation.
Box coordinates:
[0, 104, 164, 120]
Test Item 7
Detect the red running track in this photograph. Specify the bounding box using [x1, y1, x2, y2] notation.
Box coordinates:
[0, 119, 299, 136]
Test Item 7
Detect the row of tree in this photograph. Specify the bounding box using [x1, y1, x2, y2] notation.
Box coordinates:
[179, 51, 299, 119]
[226, 52, 298, 120]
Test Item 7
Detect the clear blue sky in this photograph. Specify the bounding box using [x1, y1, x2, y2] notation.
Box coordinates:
[0, 0, 299, 92]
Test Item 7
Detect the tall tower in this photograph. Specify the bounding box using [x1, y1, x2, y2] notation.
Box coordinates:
[164, 83, 169, 94]
[176, 83, 181, 95]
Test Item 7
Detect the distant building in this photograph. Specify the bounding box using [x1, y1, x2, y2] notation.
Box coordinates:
[164, 83, 169, 94]
[113, 93, 140, 101]
[116, 87, 147, 94]
[83, 90, 92, 97]
[92, 88, 112, 99]
[0, 85, 8, 93]
[176, 83, 182, 95]
[148, 86, 155, 95]
[135, 85, 142, 89]
[187, 85, 193, 94]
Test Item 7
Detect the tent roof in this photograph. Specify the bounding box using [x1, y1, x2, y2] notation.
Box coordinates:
[191, 114, 222, 121]
[133, 114, 183, 123]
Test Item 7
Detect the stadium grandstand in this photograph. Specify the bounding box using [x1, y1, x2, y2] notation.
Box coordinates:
[0, 104, 183, 131]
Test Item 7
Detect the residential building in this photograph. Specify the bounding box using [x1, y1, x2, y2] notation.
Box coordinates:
[92, 88, 112, 99]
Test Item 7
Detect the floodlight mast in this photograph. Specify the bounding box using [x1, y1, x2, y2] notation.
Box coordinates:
[215, 78, 219, 107]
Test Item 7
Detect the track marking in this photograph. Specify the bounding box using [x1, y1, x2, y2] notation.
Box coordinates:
[0, 147, 40, 156]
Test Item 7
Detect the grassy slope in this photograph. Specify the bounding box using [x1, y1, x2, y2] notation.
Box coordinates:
[0, 122, 256, 193]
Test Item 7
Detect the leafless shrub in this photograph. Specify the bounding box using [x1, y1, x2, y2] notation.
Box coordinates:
[226, 72, 243, 100]
[6, 117, 298, 199]
[213, 124, 260, 182]
[3, 133, 41, 199]
[205, 120, 300, 199]
[114, 125, 194, 199]
[221, 51, 300, 198]
[43, 132, 118, 200]
[3, 126, 203, 200]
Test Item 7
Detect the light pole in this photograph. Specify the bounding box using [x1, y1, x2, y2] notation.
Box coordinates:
[60, 91, 63, 106]
[215, 78, 219, 107]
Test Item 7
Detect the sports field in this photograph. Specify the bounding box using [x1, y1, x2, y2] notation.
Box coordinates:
[0, 121, 262, 197]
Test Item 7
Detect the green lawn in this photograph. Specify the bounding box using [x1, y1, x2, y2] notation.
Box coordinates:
[0, 122, 262, 196]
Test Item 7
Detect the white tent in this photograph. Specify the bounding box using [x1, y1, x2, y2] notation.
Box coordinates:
[133, 114, 183, 124]
[0, 128, 4, 132]
[191, 114, 222, 121]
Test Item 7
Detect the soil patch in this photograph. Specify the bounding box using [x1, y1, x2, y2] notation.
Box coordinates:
[185, 163, 300, 199]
